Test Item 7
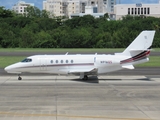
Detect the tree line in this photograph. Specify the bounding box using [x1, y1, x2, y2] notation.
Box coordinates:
[0, 6, 160, 48]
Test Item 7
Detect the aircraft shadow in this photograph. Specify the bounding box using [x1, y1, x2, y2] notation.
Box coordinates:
[98, 79, 122, 81]
[13, 75, 153, 82]
[71, 76, 99, 83]
[134, 77, 153, 81]
[97, 76, 153, 81]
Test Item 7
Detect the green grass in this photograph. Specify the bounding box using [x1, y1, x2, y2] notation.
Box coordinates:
[136, 56, 160, 67]
[1, 56, 160, 68]
[0, 56, 26, 68]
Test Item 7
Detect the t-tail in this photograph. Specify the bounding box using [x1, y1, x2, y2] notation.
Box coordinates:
[117, 30, 156, 69]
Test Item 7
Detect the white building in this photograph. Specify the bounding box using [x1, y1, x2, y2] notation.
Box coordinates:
[114, 3, 160, 20]
[106, 0, 116, 13]
[86, 0, 116, 13]
[43, 0, 66, 17]
[12, 0, 34, 14]
[84, 0, 116, 19]
[43, 0, 116, 18]
[43, 0, 88, 17]
[67, 0, 82, 17]
[70, 5, 104, 18]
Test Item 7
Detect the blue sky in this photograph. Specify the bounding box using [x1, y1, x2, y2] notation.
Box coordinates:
[0, 0, 158, 10]
[119, 0, 158, 4]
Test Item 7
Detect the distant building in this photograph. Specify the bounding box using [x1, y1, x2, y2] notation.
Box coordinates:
[67, 0, 82, 18]
[85, 0, 116, 14]
[104, 0, 116, 19]
[43, 0, 88, 17]
[12, 0, 34, 14]
[107, 0, 116, 13]
[70, 5, 104, 18]
[43, 0, 68, 17]
[114, 3, 160, 20]
[43, 0, 116, 18]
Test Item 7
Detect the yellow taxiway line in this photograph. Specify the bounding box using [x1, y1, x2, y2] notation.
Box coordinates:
[0, 111, 151, 120]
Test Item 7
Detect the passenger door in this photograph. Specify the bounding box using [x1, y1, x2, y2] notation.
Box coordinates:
[40, 58, 47, 71]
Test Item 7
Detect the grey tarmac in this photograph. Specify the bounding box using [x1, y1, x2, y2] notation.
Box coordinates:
[0, 75, 160, 120]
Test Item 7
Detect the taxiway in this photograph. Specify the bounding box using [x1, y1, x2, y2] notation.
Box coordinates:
[0, 75, 160, 120]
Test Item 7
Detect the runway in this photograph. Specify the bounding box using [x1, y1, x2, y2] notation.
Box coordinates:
[0, 75, 160, 120]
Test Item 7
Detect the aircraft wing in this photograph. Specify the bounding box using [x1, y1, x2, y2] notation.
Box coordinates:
[69, 68, 98, 74]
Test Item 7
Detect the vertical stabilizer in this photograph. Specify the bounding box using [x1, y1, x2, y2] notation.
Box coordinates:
[122, 30, 155, 56]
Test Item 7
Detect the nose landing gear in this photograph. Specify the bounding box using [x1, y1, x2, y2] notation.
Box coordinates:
[18, 75, 22, 80]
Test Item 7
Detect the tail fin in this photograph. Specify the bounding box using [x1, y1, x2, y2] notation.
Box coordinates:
[119, 30, 156, 69]
[122, 30, 155, 56]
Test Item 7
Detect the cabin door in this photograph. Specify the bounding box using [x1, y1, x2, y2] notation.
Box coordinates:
[40, 58, 47, 71]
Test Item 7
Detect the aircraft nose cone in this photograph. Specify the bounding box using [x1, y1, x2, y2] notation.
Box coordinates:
[4, 65, 15, 73]
[4, 66, 10, 72]
[4, 64, 21, 74]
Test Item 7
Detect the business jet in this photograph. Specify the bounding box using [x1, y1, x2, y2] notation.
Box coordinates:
[5, 30, 155, 80]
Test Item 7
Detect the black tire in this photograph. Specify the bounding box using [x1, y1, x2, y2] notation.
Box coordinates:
[18, 77, 22, 80]
[84, 75, 88, 80]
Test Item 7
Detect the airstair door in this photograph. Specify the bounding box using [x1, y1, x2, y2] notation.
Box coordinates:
[40, 58, 47, 71]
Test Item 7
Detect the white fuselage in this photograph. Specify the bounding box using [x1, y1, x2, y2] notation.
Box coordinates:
[5, 54, 130, 75]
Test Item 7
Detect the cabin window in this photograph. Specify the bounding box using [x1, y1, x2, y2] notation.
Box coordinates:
[71, 60, 73, 63]
[61, 60, 63, 63]
[51, 60, 53, 63]
[56, 60, 58, 63]
[21, 58, 32, 62]
[66, 60, 68, 63]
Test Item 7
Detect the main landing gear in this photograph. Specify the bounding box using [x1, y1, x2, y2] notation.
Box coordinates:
[18, 74, 22, 80]
[80, 73, 89, 80]
[83, 75, 88, 80]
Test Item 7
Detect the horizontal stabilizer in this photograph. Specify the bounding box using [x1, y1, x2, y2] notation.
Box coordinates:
[122, 65, 134, 69]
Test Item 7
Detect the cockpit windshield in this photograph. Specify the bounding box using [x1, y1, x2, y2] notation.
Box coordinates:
[21, 58, 32, 62]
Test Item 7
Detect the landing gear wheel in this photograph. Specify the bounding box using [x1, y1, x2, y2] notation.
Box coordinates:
[83, 75, 88, 80]
[18, 75, 22, 80]
[18, 77, 22, 80]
